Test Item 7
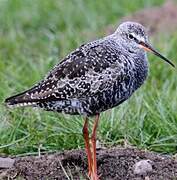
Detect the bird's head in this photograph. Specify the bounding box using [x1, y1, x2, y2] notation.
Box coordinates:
[114, 21, 175, 68]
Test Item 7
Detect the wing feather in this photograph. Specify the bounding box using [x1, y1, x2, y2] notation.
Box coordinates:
[5, 39, 125, 106]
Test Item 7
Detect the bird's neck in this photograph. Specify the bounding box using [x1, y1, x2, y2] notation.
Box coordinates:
[133, 52, 149, 89]
[106, 35, 149, 88]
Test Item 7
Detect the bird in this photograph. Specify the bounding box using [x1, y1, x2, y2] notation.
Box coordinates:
[5, 21, 175, 180]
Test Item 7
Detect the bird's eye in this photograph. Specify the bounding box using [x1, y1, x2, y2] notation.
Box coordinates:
[128, 34, 134, 40]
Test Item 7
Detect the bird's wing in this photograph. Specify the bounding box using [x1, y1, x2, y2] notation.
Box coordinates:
[5, 39, 126, 105]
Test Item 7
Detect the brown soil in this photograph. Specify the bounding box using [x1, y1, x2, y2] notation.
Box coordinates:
[1, 147, 177, 180]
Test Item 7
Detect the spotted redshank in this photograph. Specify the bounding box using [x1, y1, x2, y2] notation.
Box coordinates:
[5, 21, 175, 180]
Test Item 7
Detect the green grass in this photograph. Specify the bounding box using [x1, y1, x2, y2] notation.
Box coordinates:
[1, 0, 177, 156]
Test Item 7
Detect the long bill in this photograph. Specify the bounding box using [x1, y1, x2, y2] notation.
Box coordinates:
[139, 41, 175, 68]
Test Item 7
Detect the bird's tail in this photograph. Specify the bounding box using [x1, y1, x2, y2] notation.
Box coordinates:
[5, 88, 39, 108]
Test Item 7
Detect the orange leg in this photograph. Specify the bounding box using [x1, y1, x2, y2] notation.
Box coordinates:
[90, 114, 100, 180]
[83, 117, 93, 177]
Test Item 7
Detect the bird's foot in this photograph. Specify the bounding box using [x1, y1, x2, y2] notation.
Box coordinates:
[90, 172, 100, 180]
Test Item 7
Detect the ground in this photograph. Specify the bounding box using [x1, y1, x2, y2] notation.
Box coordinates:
[1, 147, 177, 179]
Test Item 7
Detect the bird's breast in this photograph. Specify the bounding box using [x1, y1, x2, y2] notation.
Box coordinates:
[83, 54, 148, 116]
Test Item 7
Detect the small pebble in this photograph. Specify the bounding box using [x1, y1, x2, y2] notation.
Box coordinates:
[134, 159, 153, 176]
[0, 157, 15, 168]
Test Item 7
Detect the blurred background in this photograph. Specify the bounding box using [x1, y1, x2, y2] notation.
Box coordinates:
[0, 0, 177, 156]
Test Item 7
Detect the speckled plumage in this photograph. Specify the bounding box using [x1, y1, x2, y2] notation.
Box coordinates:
[5, 22, 149, 116]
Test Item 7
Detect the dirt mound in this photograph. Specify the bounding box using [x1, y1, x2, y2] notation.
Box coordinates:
[106, 0, 177, 36]
[1, 147, 177, 179]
